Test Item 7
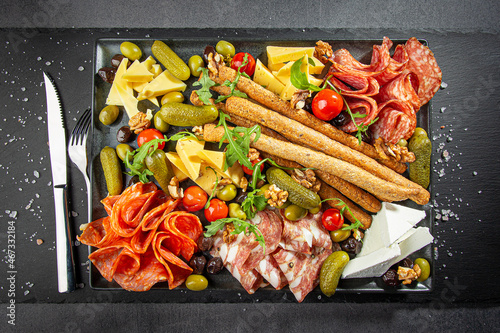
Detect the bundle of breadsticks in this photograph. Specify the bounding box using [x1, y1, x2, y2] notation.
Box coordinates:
[190, 60, 430, 229]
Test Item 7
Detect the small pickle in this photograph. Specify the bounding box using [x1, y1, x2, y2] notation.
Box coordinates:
[309, 203, 322, 215]
[153, 112, 169, 133]
[185, 274, 208, 291]
[99, 105, 119, 126]
[158, 102, 218, 126]
[330, 225, 351, 243]
[120, 41, 142, 61]
[228, 203, 247, 220]
[115, 143, 133, 162]
[215, 40, 235, 58]
[100, 146, 123, 196]
[414, 258, 431, 282]
[145, 150, 174, 191]
[151, 40, 190, 81]
[217, 184, 237, 202]
[320, 251, 350, 297]
[161, 91, 184, 105]
[408, 128, 432, 189]
[188, 55, 205, 77]
[284, 204, 307, 221]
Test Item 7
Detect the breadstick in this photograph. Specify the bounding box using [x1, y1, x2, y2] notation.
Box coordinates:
[225, 96, 427, 200]
[209, 65, 407, 173]
[203, 124, 429, 205]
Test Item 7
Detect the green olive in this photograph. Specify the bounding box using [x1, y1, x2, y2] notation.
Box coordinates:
[120, 41, 142, 61]
[217, 184, 237, 202]
[216, 40, 235, 58]
[276, 200, 291, 209]
[397, 138, 408, 147]
[98, 105, 119, 126]
[188, 55, 205, 77]
[414, 258, 431, 282]
[115, 143, 134, 162]
[284, 204, 307, 221]
[412, 127, 428, 138]
[228, 203, 247, 220]
[185, 274, 208, 291]
[257, 184, 270, 196]
[161, 91, 185, 105]
[330, 225, 351, 243]
[309, 203, 322, 214]
[153, 112, 169, 133]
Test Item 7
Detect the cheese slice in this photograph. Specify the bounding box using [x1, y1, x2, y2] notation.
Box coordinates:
[137, 70, 186, 100]
[176, 138, 205, 180]
[275, 56, 309, 84]
[150, 64, 162, 78]
[115, 82, 139, 119]
[385, 227, 434, 269]
[268, 61, 286, 72]
[341, 245, 401, 279]
[194, 164, 221, 194]
[253, 59, 285, 95]
[280, 79, 297, 101]
[165, 152, 189, 182]
[196, 150, 244, 186]
[267, 46, 315, 65]
[142, 56, 156, 71]
[308, 75, 324, 87]
[122, 60, 154, 82]
[131, 82, 159, 106]
[106, 58, 129, 105]
[308, 57, 325, 74]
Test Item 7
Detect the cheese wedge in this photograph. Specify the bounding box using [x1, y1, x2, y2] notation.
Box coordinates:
[196, 150, 244, 186]
[122, 60, 154, 82]
[116, 82, 139, 119]
[308, 57, 325, 74]
[275, 56, 309, 84]
[165, 152, 189, 182]
[176, 138, 205, 180]
[131, 82, 159, 107]
[137, 70, 186, 100]
[106, 58, 129, 105]
[194, 164, 221, 194]
[268, 61, 286, 72]
[150, 64, 162, 78]
[142, 56, 156, 71]
[267, 46, 315, 65]
[253, 59, 285, 95]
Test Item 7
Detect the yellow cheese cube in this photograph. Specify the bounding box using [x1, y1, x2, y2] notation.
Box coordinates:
[106, 58, 129, 106]
[308, 57, 325, 75]
[252, 59, 285, 95]
[122, 60, 154, 82]
[137, 70, 187, 100]
[165, 152, 189, 182]
[176, 138, 205, 180]
[142, 56, 156, 71]
[194, 164, 221, 195]
[196, 150, 244, 186]
[308, 75, 324, 87]
[267, 46, 315, 65]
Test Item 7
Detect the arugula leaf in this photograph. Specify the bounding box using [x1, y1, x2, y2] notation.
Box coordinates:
[290, 57, 323, 92]
[193, 67, 218, 105]
[204, 217, 266, 254]
[204, 167, 219, 209]
[241, 189, 268, 219]
[214, 54, 250, 103]
[320, 197, 364, 231]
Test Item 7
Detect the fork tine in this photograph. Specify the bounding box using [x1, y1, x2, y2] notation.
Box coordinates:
[70, 108, 91, 145]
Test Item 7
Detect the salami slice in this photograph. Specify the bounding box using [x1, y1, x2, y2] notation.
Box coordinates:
[88, 239, 133, 282]
[78, 217, 122, 248]
[404, 37, 442, 105]
[280, 211, 332, 254]
[328, 72, 380, 96]
[377, 72, 420, 111]
[371, 99, 416, 144]
[338, 95, 379, 133]
[101, 195, 120, 215]
[255, 254, 288, 290]
[161, 211, 203, 261]
[374, 42, 409, 86]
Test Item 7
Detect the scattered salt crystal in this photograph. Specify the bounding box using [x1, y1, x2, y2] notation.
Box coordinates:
[45, 61, 51, 66]
[34, 170, 40, 178]
[441, 82, 448, 89]
[22, 97, 28, 102]
[472, 171, 477, 176]
[9, 211, 17, 218]
[37, 56, 42, 61]
[78, 66, 84, 71]
[478, 190, 482, 194]
[21, 87, 26, 92]
[71, 211, 78, 217]
[440, 107, 446, 113]
[24, 290, 30, 296]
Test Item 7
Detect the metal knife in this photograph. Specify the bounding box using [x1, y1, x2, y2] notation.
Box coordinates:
[43, 72, 76, 293]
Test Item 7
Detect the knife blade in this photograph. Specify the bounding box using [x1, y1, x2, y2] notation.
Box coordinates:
[43, 71, 76, 293]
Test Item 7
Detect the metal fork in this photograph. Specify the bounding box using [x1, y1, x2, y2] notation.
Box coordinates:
[68, 108, 92, 223]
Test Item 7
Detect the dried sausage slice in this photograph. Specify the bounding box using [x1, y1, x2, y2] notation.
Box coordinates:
[371, 99, 416, 144]
[377, 72, 420, 111]
[328, 72, 380, 96]
[255, 254, 288, 290]
[280, 211, 332, 255]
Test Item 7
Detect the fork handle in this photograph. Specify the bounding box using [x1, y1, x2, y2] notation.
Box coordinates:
[54, 185, 76, 293]
[84, 175, 92, 224]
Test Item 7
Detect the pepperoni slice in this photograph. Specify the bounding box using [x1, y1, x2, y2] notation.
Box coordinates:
[374, 42, 409, 86]
[338, 95, 379, 133]
[161, 211, 203, 261]
[371, 99, 416, 144]
[377, 72, 420, 111]
[328, 72, 380, 96]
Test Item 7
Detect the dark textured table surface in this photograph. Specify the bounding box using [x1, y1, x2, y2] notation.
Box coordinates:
[1, 1, 500, 332]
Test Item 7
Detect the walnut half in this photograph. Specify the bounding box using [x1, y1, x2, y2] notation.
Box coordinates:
[397, 265, 422, 285]
[291, 169, 321, 193]
[128, 112, 151, 134]
[264, 184, 288, 208]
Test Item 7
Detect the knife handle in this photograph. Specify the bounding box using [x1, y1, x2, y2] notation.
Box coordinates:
[54, 185, 76, 293]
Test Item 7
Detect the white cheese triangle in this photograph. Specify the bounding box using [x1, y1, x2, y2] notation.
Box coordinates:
[341, 245, 401, 279]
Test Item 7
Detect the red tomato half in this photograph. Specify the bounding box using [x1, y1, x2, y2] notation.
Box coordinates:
[311, 89, 343, 121]
[231, 52, 256, 76]
[321, 208, 344, 231]
[242, 157, 265, 176]
[137, 128, 165, 150]
[204, 198, 228, 222]
[183, 186, 208, 212]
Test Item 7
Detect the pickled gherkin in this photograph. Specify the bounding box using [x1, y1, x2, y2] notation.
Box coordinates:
[158, 102, 218, 126]
[408, 128, 432, 189]
[100, 146, 123, 195]
[151, 40, 190, 81]
[145, 149, 174, 191]
[320, 251, 350, 297]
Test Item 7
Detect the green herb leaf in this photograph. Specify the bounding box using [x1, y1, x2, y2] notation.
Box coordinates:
[241, 189, 268, 219]
[214, 53, 250, 103]
[193, 67, 218, 105]
[290, 57, 323, 92]
[204, 217, 266, 254]
[321, 198, 364, 230]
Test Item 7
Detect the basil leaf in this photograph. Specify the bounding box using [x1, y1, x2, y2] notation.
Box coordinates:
[290, 57, 323, 92]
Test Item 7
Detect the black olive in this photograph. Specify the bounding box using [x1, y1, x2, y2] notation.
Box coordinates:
[331, 111, 350, 127]
[206, 257, 223, 274]
[235, 192, 248, 205]
[360, 130, 373, 144]
[116, 126, 134, 143]
[98, 67, 116, 84]
[303, 97, 313, 113]
[203, 45, 217, 65]
[382, 269, 401, 287]
[111, 54, 126, 68]
[331, 242, 342, 252]
[341, 237, 362, 254]
[399, 257, 413, 268]
[189, 255, 207, 275]
[197, 236, 214, 252]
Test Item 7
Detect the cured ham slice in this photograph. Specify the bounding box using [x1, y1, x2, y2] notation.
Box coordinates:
[377, 72, 420, 111]
[273, 246, 332, 302]
[280, 211, 332, 254]
[371, 100, 417, 144]
[404, 37, 442, 105]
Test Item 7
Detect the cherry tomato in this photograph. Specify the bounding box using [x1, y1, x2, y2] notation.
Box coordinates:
[137, 128, 165, 150]
[242, 157, 265, 176]
[311, 89, 343, 121]
[321, 208, 344, 231]
[230, 52, 256, 76]
[204, 198, 229, 222]
[183, 186, 208, 212]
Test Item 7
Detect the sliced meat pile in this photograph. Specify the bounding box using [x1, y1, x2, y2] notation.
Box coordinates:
[211, 209, 332, 302]
[78, 182, 203, 291]
[327, 37, 442, 144]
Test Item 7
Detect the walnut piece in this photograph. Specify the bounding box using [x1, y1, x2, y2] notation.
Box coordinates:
[290, 90, 310, 109]
[239, 177, 248, 192]
[247, 148, 260, 162]
[264, 184, 288, 208]
[216, 177, 233, 190]
[373, 138, 416, 163]
[192, 125, 204, 137]
[223, 223, 236, 244]
[397, 265, 422, 285]
[207, 52, 224, 75]
[291, 169, 321, 193]
[128, 112, 151, 134]
[167, 176, 184, 199]
[314, 40, 333, 63]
